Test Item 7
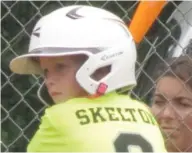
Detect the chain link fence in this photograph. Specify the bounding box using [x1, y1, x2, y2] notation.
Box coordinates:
[1, 0, 192, 152]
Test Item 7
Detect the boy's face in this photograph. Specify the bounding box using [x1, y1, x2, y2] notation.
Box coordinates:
[39, 56, 88, 104]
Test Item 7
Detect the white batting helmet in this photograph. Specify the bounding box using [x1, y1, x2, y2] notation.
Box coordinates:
[10, 5, 137, 95]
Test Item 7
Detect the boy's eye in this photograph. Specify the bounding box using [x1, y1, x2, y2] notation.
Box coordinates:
[55, 63, 66, 71]
[42, 63, 68, 78]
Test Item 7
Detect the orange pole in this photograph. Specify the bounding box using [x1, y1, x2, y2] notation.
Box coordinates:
[129, 1, 167, 43]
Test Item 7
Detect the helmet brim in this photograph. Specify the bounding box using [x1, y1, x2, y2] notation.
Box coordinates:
[9, 48, 92, 75]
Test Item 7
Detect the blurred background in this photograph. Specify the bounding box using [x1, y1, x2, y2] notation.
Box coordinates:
[1, 0, 192, 152]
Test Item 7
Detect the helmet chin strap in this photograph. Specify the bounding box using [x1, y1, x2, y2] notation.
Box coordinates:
[87, 82, 108, 99]
[37, 82, 50, 106]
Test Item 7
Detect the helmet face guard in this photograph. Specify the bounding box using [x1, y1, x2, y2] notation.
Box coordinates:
[10, 5, 137, 96]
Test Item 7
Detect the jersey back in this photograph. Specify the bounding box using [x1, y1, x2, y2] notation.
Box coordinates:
[27, 93, 167, 152]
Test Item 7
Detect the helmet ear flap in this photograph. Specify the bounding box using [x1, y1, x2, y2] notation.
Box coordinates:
[90, 65, 111, 81]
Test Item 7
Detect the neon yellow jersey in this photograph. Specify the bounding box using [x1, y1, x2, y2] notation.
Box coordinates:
[27, 92, 167, 152]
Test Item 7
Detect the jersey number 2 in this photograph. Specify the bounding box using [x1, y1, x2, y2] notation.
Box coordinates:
[114, 133, 153, 152]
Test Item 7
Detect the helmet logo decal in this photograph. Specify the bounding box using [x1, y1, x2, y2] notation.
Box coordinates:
[101, 51, 123, 61]
[32, 27, 41, 37]
[66, 7, 83, 20]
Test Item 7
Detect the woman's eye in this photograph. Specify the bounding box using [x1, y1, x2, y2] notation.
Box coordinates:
[179, 100, 191, 108]
[181, 103, 190, 107]
[175, 98, 192, 108]
[154, 100, 165, 106]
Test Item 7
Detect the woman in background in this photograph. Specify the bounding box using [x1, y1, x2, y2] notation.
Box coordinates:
[151, 54, 192, 152]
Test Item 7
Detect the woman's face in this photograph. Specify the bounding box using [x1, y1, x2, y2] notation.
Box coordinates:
[39, 56, 88, 104]
[152, 76, 192, 152]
